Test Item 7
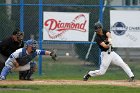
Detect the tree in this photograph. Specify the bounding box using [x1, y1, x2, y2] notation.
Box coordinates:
[0, 0, 15, 40]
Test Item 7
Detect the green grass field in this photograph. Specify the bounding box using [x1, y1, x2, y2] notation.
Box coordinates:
[7, 60, 137, 80]
[0, 57, 140, 93]
[0, 85, 140, 93]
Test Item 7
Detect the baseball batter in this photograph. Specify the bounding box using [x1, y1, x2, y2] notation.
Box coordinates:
[0, 39, 57, 80]
[83, 22, 134, 82]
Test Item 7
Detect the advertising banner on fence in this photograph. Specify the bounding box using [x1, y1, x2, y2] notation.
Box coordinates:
[43, 12, 89, 41]
[110, 10, 140, 48]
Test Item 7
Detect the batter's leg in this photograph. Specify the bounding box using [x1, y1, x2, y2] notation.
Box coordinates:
[111, 52, 134, 78]
[83, 52, 112, 81]
[89, 52, 112, 76]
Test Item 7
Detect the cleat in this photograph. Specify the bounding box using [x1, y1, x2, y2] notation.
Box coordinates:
[19, 77, 34, 81]
[0, 76, 6, 80]
[26, 77, 34, 81]
[83, 74, 91, 81]
[129, 76, 135, 82]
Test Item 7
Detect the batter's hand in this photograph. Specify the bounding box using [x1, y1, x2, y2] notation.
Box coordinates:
[108, 38, 112, 45]
[50, 49, 57, 61]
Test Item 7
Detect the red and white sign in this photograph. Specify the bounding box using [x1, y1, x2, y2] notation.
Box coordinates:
[43, 12, 89, 41]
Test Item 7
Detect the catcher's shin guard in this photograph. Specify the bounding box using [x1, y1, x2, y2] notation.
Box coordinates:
[26, 69, 34, 80]
[19, 62, 37, 80]
[0, 66, 11, 80]
[19, 71, 28, 80]
[19, 70, 34, 80]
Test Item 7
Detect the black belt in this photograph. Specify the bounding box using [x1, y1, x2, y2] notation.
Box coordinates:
[102, 50, 113, 52]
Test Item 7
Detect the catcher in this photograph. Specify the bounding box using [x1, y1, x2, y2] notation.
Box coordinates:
[0, 39, 57, 80]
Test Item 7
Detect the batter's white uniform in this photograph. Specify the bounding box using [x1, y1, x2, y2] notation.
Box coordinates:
[88, 30, 134, 78]
[88, 51, 134, 78]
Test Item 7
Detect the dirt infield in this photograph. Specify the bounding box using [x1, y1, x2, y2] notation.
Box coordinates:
[0, 80, 140, 87]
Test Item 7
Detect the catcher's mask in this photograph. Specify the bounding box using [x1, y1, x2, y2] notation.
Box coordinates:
[94, 22, 103, 32]
[25, 39, 38, 52]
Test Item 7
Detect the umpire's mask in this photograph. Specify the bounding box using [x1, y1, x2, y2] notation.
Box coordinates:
[16, 32, 24, 42]
[13, 28, 24, 42]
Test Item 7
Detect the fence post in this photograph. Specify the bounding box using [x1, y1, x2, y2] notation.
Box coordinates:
[99, 0, 103, 23]
[38, 0, 43, 75]
[98, 0, 104, 68]
[20, 0, 24, 32]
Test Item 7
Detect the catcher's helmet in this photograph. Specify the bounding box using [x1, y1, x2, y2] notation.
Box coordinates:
[25, 39, 38, 52]
[94, 22, 103, 31]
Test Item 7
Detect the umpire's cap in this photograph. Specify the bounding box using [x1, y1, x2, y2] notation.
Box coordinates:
[94, 22, 103, 31]
[12, 28, 20, 35]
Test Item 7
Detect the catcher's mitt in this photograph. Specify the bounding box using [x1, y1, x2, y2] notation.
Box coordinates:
[50, 49, 57, 61]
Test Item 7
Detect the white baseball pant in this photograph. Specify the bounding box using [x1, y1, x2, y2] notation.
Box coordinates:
[88, 51, 134, 78]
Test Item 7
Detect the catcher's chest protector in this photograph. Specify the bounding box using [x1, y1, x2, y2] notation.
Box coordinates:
[16, 48, 37, 66]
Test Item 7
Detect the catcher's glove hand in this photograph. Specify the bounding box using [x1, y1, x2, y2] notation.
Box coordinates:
[50, 49, 57, 61]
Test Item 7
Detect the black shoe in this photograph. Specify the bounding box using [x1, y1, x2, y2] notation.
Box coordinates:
[19, 77, 34, 81]
[25, 76, 34, 81]
[19, 76, 25, 80]
[129, 76, 135, 82]
[83, 74, 91, 81]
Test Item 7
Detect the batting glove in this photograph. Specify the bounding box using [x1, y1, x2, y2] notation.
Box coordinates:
[108, 38, 112, 45]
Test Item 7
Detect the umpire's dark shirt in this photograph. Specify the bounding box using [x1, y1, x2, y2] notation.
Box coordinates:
[95, 29, 110, 52]
[0, 36, 24, 57]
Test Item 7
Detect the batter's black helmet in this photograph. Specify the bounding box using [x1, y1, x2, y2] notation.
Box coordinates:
[94, 22, 103, 31]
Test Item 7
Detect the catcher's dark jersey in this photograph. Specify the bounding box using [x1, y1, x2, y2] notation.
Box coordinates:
[95, 29, 112, 52]
[0, 36, 24, 57]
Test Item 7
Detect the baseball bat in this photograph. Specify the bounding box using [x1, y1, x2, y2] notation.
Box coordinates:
[85, 0, 107, 60]
[108, 44, 112, 54]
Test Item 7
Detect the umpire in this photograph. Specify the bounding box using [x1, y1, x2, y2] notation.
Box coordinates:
[0, 28, 24, 72]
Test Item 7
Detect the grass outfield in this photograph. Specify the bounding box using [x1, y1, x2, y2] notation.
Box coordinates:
[0, 85, 140, 93]
[7, 63, 134, 80]
[0, 57, 140, 93]
[6, 57, 140, 80]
